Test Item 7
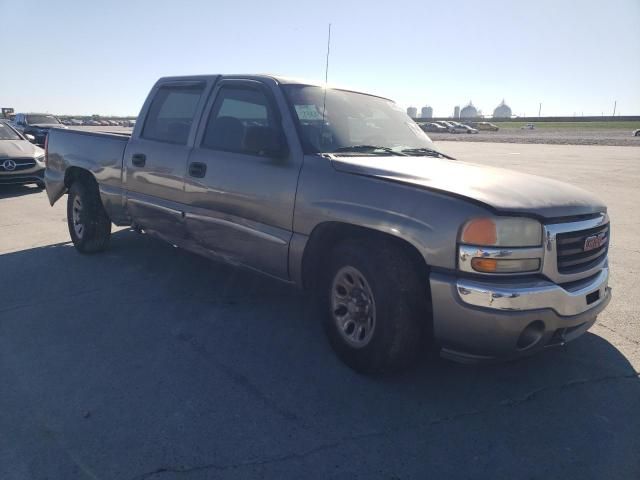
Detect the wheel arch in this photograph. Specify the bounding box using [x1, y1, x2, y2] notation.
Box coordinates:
[64, 166, 97, 189]
[300, 222, 430, 293]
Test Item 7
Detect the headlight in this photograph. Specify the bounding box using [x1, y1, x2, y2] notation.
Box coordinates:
[460, 217, 542, 247]
[459, 217, 543, 274]
[35, 154, 45, 164]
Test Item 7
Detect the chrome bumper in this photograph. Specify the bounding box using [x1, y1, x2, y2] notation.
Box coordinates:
[456, 266, 609, 316]
[429, 268, 611, 362]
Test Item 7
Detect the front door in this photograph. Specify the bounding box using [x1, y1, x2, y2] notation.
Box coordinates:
[183, 79, 302, 279]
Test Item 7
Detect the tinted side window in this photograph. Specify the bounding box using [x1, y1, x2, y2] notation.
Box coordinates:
[142, 84, 204, 144]
[202, 87, 279, 154]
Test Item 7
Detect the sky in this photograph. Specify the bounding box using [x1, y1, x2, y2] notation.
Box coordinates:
[1, 0, 639, 117]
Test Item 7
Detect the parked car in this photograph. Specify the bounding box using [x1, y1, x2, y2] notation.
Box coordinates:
[12, 113, 67, 146]
[448, 123, 478, 134]
[472, 122, 499, 131]
[0, 120, 46, 187]
[419, 122, 447, 133]
[433, 121, 456, 132]
[45, 74, 611, 373]
[460, 124, 479, 134]
[521, 123, 536, 130]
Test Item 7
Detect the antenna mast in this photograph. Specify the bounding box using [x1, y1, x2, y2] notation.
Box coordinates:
[324, 23, 332, 86]
[320, 23, 332, 148]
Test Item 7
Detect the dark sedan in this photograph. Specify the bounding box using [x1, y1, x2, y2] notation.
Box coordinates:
[12, 113, 67, 147]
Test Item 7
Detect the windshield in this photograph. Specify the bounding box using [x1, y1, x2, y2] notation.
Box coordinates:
[283, 85, 436, 154]
[26, 114, 60, 125]
[0, 122, 22, 140]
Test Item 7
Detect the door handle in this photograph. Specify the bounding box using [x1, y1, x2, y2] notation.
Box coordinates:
[131, 153, 146, 167]
[188, 162, 207, 178]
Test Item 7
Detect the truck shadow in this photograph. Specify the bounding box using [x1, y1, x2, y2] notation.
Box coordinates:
[1, 229, 638, 479]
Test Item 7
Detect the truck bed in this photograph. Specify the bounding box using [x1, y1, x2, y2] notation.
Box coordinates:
[45, 127, 130, 208]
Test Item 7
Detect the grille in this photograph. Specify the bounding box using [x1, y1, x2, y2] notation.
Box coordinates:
[0, 158, 37, 172]
[556, 222, 609, 274]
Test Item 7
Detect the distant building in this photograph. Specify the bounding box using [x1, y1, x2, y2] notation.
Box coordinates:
[493, 100, 512, 118]
[421, 106, 433, 119]
[453, 106, 460, 119]
[406, 106, 418, 118]
[460, 101, 478, 119]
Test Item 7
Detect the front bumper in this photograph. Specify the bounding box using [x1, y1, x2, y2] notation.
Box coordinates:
[430, 268, 611, 363]
[0, 167, 44, 185]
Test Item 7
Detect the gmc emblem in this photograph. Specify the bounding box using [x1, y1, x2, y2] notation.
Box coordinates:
[584, 232, 606, 252]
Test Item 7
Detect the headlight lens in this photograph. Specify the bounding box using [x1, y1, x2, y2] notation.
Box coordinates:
[35, 154, 45, 164]
[460, 217, 542, 247]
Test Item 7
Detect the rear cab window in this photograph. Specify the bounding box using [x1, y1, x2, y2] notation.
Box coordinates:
[142, 84, 205, 144]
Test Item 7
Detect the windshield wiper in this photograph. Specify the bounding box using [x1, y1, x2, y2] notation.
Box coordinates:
[331, 145, 408, 156]
[400, 147, 455, 160]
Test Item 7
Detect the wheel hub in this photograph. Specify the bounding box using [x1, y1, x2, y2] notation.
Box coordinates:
[72, 196, 84, 239]
[330, 266, 376, 348]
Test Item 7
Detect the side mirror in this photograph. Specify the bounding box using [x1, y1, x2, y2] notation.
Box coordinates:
[245, 126, 288, 158]
[25, 134, 36, 143]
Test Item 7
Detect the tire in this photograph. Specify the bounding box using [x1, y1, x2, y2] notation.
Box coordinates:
[320, 238, 430, 374]
[67, 179, 111, 253]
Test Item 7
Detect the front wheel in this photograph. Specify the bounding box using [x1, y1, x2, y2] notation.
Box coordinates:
[321, 239, 430, 374]
[67, 179, 112, 253]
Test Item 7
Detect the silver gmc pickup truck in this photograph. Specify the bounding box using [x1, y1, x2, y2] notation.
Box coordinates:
[45, 74, 611, 373]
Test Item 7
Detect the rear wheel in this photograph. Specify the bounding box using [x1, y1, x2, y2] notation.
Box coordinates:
[67, 179, 111, 253]
[321, 238, 430, 374]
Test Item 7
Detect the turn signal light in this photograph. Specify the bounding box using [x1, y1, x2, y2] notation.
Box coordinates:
[471, 258, 498, 272]
[471, 258, 540, 273]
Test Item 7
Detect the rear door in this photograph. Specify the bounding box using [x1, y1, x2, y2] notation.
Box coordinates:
[123, 80, 210, 242]
[183, 78, 303, 279]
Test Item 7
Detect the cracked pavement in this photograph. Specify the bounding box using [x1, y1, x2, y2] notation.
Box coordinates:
[1, 142, 639, 479]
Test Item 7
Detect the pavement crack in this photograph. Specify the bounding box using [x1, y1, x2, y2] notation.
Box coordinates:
[595, 322, 640, 346]
[129, 371, 640, 479]
[129, 441, 342, 480]
[498, 371, 640, 408]
[174, 332, 301, 423]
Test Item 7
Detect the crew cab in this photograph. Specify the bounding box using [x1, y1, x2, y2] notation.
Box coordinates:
[44, 74, 611, 373]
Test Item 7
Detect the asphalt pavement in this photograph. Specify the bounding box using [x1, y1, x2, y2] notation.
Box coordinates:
[1, 142, 638, 479]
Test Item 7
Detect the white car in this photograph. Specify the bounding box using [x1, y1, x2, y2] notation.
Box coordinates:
[0, 120, 46, 188]
[521, 123, 536, 130]
[449, 123, 479, 134]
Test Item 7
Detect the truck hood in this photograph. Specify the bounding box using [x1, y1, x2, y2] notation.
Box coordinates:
[331, 155, 606, 219]
[0, 140, 44, 159]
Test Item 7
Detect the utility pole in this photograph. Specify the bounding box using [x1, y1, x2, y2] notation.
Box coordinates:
[538, 103, 542, 117]
[612, 100, 617, 117]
